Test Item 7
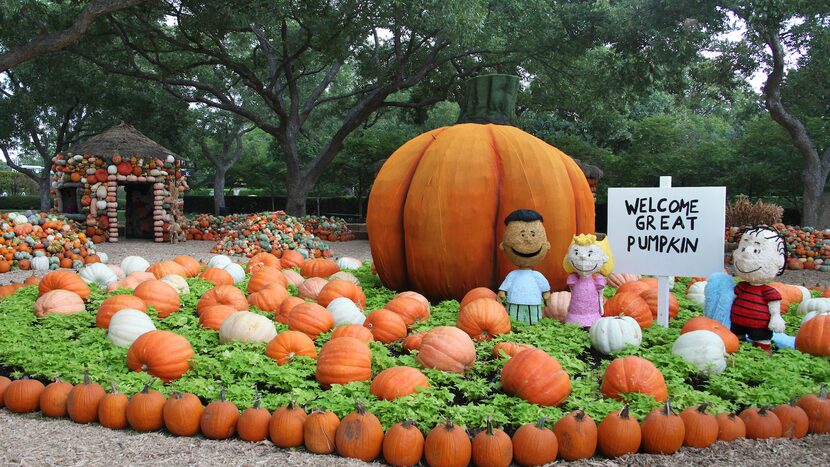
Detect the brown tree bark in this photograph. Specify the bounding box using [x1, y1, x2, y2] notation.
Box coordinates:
[200, 126, 249, 215]
[762, 31, 830, 228]
[0, 0, 149, 71]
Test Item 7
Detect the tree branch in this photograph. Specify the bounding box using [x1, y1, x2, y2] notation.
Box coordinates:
[1, 146, 40, 182]
[0, 0, 150, 71]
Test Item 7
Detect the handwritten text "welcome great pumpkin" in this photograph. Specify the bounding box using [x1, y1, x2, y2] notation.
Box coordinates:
[623, 197, 700, 254]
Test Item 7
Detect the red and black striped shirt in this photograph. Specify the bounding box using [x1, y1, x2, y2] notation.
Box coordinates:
[730, 282, 781, 328]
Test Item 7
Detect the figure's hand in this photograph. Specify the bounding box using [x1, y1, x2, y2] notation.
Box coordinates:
[542, 291, 551, 307]
[768, 314, 786, 334]
[497, 291, 506, 302]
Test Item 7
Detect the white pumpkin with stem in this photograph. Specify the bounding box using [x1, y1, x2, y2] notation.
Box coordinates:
[160, 274, 190, 295]
[79, 262, 119, 288]
[107, 309, 156, 347]
[223, 262, 246, 284]
[672, 330, 727, 374]
[335, 257, 363, 270]
[219, 311, 277, 344]
[590, 316, 642, 354]
[96, 252, 109, 264]
[121, 256, 150, 276]
[797, 297, 830, 315]
[327, 297, 366, 326]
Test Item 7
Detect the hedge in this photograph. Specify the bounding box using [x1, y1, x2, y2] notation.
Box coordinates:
[0, 196, 41, 211]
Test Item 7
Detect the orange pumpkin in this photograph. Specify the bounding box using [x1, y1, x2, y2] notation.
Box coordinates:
[331, 324, 375, 343]
[300, 258, 340, 278]
[198, 305, 237, 331]
[247, 266, 288, 293]
[601, 356, 667, 402]
[197, 285, 248, 313]
[367, 76, 594, 301]
[501, 348, 570, 406]
[134, 280, 180, 318]
[288, 302, 334, 338]
[147, 260, 188, 279]
[199, 267, 234, 286]
[456, 298, 511, 341]
[681, 316, 740, 354]
[248, 285, 289, 313]
[126, 330, 194, 382]
[796, 315, 830, 356]
[316, 337, 372, 388]
[172, 256, 202, 277]
[280, 249, 305, 269]
[245, 252, 282, 273]
[265, 331, 317, 365]
[603, 292, 653, 329]
[364, 309, 408, 343]
[39, 270, 91, 300]
[459, 287, 499, 309]
[316, 279, 366, 308]
[384, 296, 430, 327]
[639, 288, 679, 320]
[276, 296, 305, 325]
[370, 366, 430, 401]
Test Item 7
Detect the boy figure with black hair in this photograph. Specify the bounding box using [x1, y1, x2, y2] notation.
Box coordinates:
[497, 209, 552, 324]
[730, 225, 787, 352]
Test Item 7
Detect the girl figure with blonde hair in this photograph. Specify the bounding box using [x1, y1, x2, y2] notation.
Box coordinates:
[562, 234, 614, 327]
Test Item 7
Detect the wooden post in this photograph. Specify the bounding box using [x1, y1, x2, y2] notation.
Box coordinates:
[657, 176, 672, 327]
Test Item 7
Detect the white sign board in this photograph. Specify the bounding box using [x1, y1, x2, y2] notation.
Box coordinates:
[607, 185, 726, 278]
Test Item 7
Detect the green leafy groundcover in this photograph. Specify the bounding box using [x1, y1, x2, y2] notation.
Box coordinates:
[1, 268, 828, 433]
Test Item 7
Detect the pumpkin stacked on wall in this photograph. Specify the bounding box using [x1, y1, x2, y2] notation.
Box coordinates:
[367, 75, 595, 301]
[0, 211, 99, 271]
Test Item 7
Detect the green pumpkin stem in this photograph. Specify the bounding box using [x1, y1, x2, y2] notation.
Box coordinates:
[109, 381, 118, 393]
[355, 399, 366, 415]
[402, 419, 417, 430]
[486, 417, 495, 436]
[619, 405, 630, 419]
[219, 386, 226, 402]
[82, 370, 91, 385]
[662, 398, 673, 416]
[697, 402, 710, 414]
[253, 392, 261, 409]
[456, 75, 519, 125]
[535, 417, 548, 429]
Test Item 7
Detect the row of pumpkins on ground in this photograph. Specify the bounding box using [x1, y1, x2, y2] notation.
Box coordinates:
[1, 372, 829, 466]
[2, 256, 830, 464]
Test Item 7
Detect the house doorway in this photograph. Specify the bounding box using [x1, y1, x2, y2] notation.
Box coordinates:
[124, 184, 154, 239]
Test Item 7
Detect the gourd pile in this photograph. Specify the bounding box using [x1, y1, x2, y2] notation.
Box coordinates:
[726, 225, 830, 271]
[0, 211, 100, 272]
[182, 212, 335, 258]
[1, 259, 829, 465]
[51, 152, 187, 243]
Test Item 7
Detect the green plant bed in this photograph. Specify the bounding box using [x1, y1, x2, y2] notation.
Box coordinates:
[1, 269, 828, 434]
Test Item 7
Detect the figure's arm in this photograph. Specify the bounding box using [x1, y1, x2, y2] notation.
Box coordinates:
[497, 290, 507, 302]
[768, 300, 785, 333]
[542, 291, 551, 307]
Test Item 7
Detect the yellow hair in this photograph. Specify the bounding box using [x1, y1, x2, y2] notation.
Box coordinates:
[562, 234, 615, 276]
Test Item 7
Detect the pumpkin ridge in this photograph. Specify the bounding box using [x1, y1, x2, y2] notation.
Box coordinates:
[487, 123, 504, 289]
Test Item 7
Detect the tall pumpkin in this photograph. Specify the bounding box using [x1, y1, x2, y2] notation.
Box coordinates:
[367, 75, 594, 301]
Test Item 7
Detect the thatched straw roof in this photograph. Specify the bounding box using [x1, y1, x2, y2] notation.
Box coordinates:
[67, 123, 179, 160]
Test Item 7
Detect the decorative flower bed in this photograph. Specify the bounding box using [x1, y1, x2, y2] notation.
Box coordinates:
[182, 212, 340, 258]
[0, 259, 828, 464]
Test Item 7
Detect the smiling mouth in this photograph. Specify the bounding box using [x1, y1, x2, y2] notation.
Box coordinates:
[734, 262, 761, 274]
[512, 247, 542, 258]
[573, 264, 597, 272]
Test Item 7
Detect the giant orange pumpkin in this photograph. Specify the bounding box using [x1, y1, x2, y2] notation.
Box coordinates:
[367, 75, 594, 301]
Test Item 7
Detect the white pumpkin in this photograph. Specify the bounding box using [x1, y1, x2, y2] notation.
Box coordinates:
[96, 252, 109, 264]
[329, 271, 360, 286]
[208, 255, 233, 269]
[336, 257, 363, 270]
[798, 297, 830, 316]
[121, 256, 150, 276]
[590, 316, 642, 354]
[672, 330, 727, 374]
[686, 281, 707, 307]
[160, 274, 190, 295]
[107, 309, 156, 347]
[79, 263, 118, 288]
[794, 286, 811, 305]
[327, 297, 366, 326]
[96, 200, 107, 210]
[31, 256, 50, 271]
[223, 262, 246, 284]
[219, 311, 277, 344]
[107, 165, 117, 175]
[802, 308, 830, 325]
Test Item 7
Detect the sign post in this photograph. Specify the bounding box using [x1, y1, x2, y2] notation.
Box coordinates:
[607, 179, 726, 327]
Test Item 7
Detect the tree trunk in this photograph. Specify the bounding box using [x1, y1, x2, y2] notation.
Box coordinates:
[802, 162, 829, 228]
[285, 180, 308, 217]
[214, 165, 228, 215]
[38, 174, 51, 212]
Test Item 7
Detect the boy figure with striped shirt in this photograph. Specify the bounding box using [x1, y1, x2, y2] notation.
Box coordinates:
[730, 226, 787, 352]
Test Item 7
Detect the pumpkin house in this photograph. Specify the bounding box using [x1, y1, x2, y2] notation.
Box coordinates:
[51, 123, 188, 243]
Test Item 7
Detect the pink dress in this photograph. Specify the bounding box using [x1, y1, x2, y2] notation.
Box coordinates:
[565, 273, 606, 327]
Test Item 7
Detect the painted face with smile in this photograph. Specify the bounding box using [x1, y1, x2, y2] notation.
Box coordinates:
[500, 219, 551, 268]
[566, 243, 608, 277]
[732, 227, 785, 285]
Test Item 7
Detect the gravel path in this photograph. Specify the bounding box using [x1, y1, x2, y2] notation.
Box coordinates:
[2, 238, 829, 465]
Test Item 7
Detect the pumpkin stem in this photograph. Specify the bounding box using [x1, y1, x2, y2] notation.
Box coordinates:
[253, 392, 261, 409]
[619, 405, 630, 419]
[82, 369, 91, 385]
[456, 75, 519, 125]
[535, 417, 548, 429]
[662, 398, 674, 416]
[789, 398, 798, 407]
[219, 386, 226, 402]
[355, 399, 366, 416]
[486, 417, 495, 436]
[287, 400, 297, 410]
[697, 402, 710, 414]
[402, 420, 417, 430]
[445, 419, 455, 430]
[109, 381, 118, 393]
[759, 406, 770, 415]
[574, 410, 586, 421]
[171, 391, 182, 399]
[820, 385, 828, 399]
[141, 379, 156, 394]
